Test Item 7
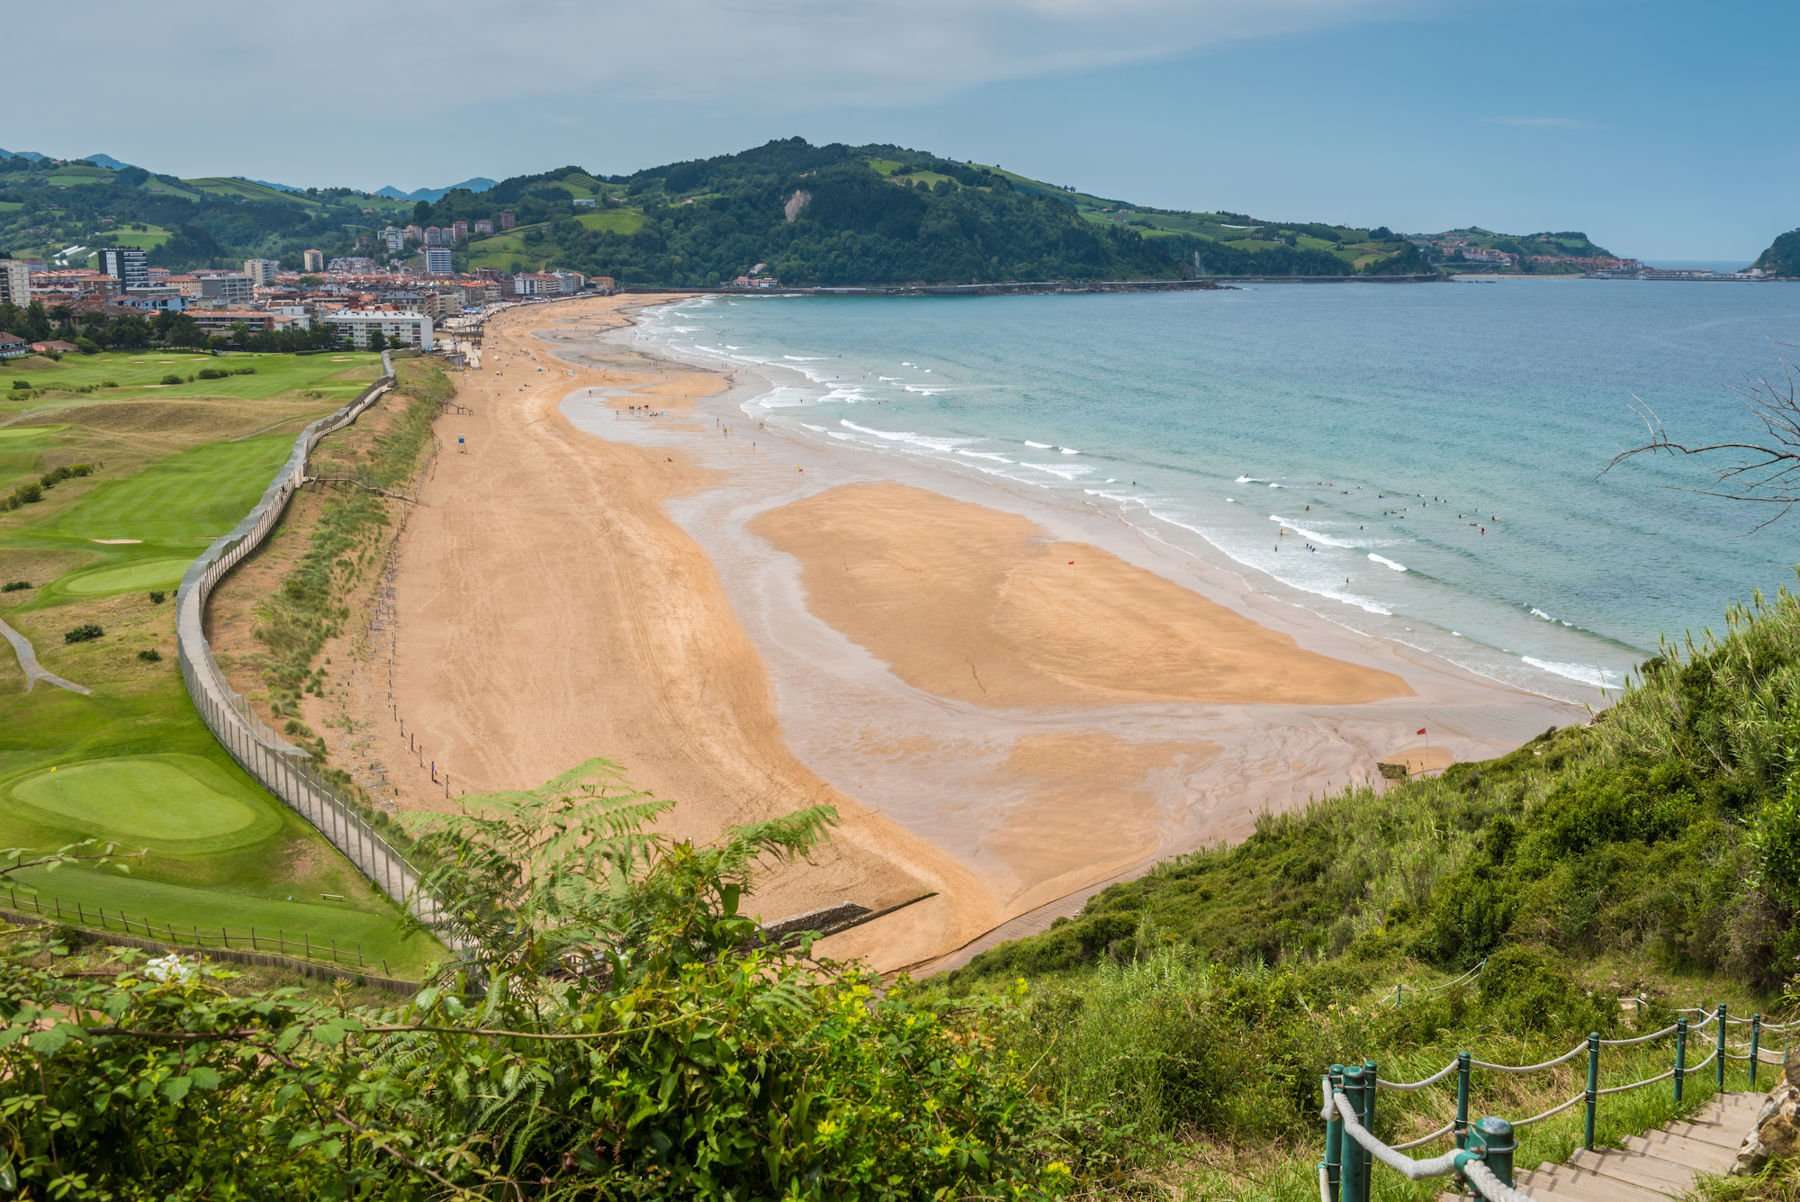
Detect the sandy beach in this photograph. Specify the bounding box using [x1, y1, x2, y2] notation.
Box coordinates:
[348, 294, 1584, 972]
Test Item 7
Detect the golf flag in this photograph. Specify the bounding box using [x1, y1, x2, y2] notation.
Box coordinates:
[1416, 727, 1427, 736]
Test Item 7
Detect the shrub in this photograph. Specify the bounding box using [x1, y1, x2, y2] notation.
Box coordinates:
[0, 580, 28, 592]
[196, 367, 228, 380]
[136, 648, 162, 662]
[63, 624, 104, 643]
[11, 482, 42, 505]
[147, 590, 166, 605]
[9, 379, 28, 390]
[159, 373, 183, 385]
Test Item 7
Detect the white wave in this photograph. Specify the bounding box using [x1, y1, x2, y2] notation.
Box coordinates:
[1150, 507, 1395, 615]
[1234, 474, 1266, 484]
[1024, 440, 1054, 449]
[1528, 606, 1576, 627]
[725, 344, 743, 350]
[900, 361, 916, 367]
[1059, 446, 1081, 455]
[1522, 656, 1624, 691]
[877, 375, 902, 384]
[1019, 460, 1095, 481]
[838, 418, 974, 453]
[783, 354, 829, 361]
[902, 384, 947, 396]
[1225, 497, 1236, 503]
[1269, 515, 1364, 549]
[1368, 553, 1408, 572]
[800, 423, 827, 433]
[956, 450, 1015, 463]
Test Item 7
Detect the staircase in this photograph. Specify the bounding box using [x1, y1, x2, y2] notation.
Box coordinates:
[1503, 1091, 1759, 1201]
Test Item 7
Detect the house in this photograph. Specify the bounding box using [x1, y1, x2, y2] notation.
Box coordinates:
[30, 340, 78, 356]
[0, 332, 29, 360]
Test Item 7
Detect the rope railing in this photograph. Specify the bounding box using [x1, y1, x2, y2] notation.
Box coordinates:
[1319, 996, 1790, 1202]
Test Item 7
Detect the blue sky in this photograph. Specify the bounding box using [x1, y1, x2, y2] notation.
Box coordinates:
[13, 0, 1796, 259]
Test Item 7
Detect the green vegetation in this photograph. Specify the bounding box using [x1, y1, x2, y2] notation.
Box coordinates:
[250, 358, 446, 753]
[0, 350, 435, 976]
[918, 582, 1800, 1195]
[0, 153, 407, 269]
[1754, 227, 1800, 276]
[413, 138, 1429, 285]
[0, 776, 1094, 1198]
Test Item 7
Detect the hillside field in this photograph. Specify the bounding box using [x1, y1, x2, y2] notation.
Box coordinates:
[0, 350, 438, 975]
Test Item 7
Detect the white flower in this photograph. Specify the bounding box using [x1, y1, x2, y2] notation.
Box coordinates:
[144, 953, 194, 983]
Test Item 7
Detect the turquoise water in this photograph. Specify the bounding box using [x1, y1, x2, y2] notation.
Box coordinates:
[638, 281, 1800, 701]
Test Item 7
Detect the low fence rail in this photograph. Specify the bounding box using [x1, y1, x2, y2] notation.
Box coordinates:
[1320, 996, 1796, 1202]
[173, 351, 456, 941]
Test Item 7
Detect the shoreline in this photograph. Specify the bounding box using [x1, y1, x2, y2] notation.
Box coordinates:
[532, 295, 1583, 969]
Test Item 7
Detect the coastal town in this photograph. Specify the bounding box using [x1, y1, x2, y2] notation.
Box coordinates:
[0, 208, 613, 359]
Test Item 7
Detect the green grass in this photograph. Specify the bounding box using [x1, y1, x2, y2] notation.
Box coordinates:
[0, 200, 23, 213]
[45, 435, 294, 548]
[0, 351, 438, 976]
[3, 349, 379, 400]
[93, 223, 172, 251]
[463, 209, 646, 271]
[182, 177, 320, 208]
[52, 556, 189, 597]
[45, 165, 112, 188]
[577, 208, 645, 235]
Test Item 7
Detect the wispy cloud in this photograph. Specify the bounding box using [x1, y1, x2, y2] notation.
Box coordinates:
[1484, 116, 1590, 129]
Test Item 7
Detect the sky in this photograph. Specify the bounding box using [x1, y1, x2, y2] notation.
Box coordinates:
[11, 0, 1797, 259]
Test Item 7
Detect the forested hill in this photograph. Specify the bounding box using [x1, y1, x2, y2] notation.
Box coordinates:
[1, 138, 1606, 285]
[0, 156, 412, 268]
[437, 138, 1426, 285]
[1754, 227, 1800, 276]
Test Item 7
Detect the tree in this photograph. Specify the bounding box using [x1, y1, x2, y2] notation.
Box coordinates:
[1608, 368, 1800, 528]
[366, 330, 387, 353]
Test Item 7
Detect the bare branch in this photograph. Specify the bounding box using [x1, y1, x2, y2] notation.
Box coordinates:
[1604, 366, 1800, 525]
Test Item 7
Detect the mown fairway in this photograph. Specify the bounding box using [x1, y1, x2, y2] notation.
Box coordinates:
[0, 350, 439, 974]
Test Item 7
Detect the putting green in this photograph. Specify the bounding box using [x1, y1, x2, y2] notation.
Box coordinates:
[9, 754, 278, 849]
[57, 556, 190, 597]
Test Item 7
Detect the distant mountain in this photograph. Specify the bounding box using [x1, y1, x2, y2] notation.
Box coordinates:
[1418, 225, 1616, 270]
[80, 153, 133, 171]
[249, 178, 310, 195]
[1753, 227, 1800, 276]
[0, 148, 48, 162]
[375, 177, 498, 203]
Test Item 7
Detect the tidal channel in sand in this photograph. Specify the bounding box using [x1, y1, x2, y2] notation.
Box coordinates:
[352, 295, 1583, 972]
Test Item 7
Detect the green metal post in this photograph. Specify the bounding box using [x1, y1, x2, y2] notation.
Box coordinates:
[1340, 1065, 1366, 1202]
[1323, 1065, 1344, 1201]
[1473, 1117, 1516, 1188]
[1361, 1059, 1378, 1202]
[1717, 1003, 1728, 1092]
[1751, 1015, 1762, 1090]
[1675, 1017, 1687, 1102]
[1585, 1031, 1600, 1150]
[1454, 1051, 1472, 1151]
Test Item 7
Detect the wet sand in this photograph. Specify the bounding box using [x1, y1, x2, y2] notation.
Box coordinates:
[355, 294, 1585, 972]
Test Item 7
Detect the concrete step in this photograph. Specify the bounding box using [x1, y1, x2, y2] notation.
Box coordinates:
[1557, 1149, 1697, 1196]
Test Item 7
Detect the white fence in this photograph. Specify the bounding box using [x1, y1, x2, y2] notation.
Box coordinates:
[174, 351, 451, 932]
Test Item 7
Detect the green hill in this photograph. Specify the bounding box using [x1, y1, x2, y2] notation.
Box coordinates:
[1753, 227, 1800, 276]
[0, 155, 410, 269]
[434, 138, 1426, 285]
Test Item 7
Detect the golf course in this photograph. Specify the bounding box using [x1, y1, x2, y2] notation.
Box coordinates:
[0, 349, 440, 975]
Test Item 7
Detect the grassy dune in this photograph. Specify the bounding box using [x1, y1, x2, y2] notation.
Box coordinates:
[0, 350, 439, 974]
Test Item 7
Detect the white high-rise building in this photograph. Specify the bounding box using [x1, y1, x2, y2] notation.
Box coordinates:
[0, 260, 29, 307]
[243, 258, 281, 287]
[422, 246, 453, 276]
[324, 310, 434, 351]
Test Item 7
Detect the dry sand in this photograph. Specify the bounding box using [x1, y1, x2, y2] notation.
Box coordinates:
[350, 294, 1584, 972]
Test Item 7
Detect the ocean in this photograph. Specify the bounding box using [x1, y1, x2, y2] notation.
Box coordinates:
[634, 279, 1800, 703]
